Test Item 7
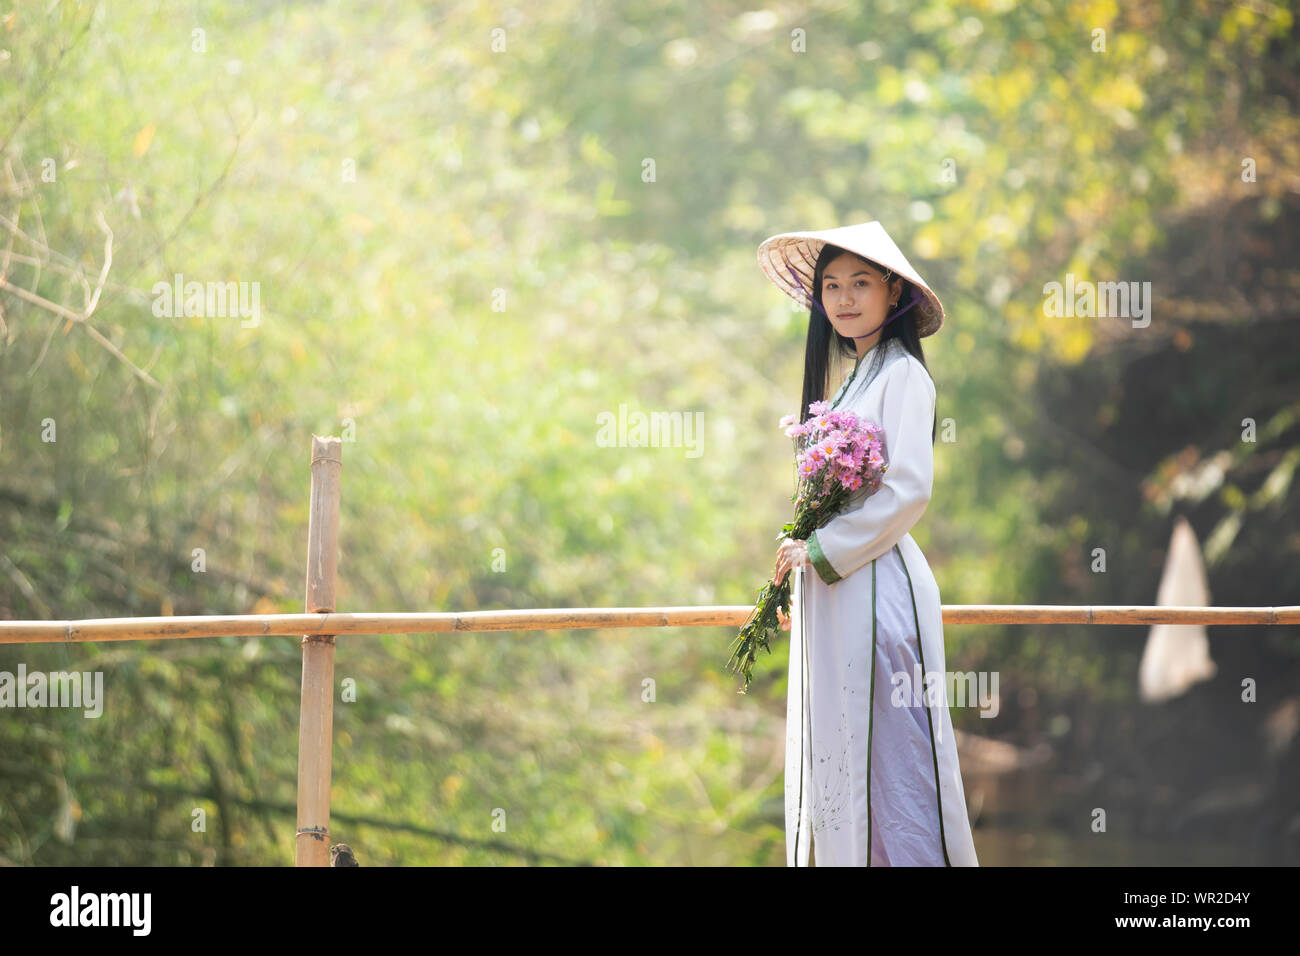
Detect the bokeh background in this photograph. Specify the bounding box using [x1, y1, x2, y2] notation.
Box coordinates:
[1, 0, 1297, 865]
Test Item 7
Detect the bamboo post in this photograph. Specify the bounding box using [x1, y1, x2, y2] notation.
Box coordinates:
[295, 435, 342, 867]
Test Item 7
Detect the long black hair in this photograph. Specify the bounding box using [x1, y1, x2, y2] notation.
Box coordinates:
[797, 242, 937, 443]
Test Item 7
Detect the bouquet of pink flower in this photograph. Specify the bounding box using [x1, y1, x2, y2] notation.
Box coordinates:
[727, 400, 888, 692]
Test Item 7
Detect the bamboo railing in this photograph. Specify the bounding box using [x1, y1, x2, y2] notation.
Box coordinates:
[1, 603, 1297, 645]
[0, 435, 1295, 864]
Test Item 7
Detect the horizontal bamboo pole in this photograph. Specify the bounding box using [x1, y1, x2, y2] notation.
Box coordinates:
[0, 605, 1297, 645]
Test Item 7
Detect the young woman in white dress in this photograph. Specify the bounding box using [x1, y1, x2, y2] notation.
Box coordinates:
[759, 221, 980, 867]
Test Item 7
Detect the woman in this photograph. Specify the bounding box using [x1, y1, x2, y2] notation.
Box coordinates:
[758, 221, 979, 867]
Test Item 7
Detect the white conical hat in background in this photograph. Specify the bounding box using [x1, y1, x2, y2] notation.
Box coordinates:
[1139, 516, 1217, 703]
[756, 220, 944, 337]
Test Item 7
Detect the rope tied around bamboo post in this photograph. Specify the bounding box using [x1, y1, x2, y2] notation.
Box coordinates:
[296, 435, 342, 867]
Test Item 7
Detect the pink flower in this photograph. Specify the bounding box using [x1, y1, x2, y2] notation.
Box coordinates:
[781, 402, 887, 522]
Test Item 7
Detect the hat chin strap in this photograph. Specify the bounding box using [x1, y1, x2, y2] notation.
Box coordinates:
[849, 287, 920, 339]
[786, 263, 919, 340]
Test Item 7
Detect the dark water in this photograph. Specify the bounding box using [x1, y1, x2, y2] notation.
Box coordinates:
[963, 762, 1288, 866]
[972, 823, 1253, 866]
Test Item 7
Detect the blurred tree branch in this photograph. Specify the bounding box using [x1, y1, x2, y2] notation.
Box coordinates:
[0, 206, 162, 388]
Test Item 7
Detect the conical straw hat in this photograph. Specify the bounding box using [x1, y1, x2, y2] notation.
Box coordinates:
[757, 220, 944, 337]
